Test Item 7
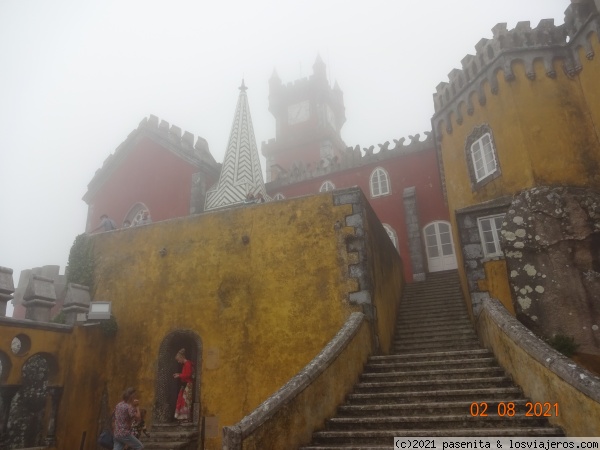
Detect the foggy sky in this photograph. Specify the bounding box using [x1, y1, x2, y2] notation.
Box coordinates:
[0, 1, 568, 315]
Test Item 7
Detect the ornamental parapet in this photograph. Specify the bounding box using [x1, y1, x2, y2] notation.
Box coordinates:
[432, 1, 600, 136]
[267, 132, 433, 189]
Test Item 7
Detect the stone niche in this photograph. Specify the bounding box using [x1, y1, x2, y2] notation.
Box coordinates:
[501, 186, 600, 355]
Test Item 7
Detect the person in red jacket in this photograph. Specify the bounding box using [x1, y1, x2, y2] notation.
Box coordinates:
[173, 348, 194, 423]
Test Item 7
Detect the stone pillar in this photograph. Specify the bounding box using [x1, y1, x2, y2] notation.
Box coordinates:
[23, 275, 56, 322]
[44, 386, 62, 446]
[403, 187, 426, 281]
[0, 267, 15, 317]
[62, 283, 91, 325]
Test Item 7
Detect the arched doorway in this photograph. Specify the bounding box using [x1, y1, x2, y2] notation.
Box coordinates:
[154, 330, 202, 424]
[423, 221, 458, 272]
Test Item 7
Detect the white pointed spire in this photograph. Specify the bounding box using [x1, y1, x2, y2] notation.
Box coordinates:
[204, 80, 268, 211]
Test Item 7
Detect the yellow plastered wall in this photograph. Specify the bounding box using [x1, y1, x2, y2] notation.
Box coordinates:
[0, 323, 108, 450]
[87, 191, 400, 450]
[477, 260, 516, 316]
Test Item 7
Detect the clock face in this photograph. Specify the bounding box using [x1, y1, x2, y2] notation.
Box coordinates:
[288, 101, 310, 125]
[326, 105, 336, 129]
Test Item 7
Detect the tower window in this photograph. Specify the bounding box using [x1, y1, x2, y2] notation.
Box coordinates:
[465, 125, 501, 190]
[370, 167, 390, 197]
[319, 181, 335, 192]
[477, 214, 505, 258]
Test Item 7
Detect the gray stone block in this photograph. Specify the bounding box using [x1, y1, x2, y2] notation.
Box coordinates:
[0, 266, 15, 317]
[23, 275, 56, 322]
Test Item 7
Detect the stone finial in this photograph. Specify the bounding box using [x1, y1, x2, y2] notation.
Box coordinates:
[0, 267, 15, 317]
[62, 283, 91, 325]
[23, 275, 56, 322]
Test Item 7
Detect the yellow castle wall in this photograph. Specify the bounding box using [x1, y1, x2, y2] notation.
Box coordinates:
[437, 30, 600, 314]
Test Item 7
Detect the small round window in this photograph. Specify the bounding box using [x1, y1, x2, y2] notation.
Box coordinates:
[11, 334, 31, 356]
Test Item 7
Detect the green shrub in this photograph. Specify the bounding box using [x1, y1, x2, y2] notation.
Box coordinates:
[67, 234, 95, 288]
[548, 334, 579, 357]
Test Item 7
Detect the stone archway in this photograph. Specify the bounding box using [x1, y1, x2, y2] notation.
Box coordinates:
[154, 330, 202, 424]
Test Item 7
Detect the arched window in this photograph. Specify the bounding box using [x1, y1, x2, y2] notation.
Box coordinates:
[370, 167, 390, 197]
[319, 181, 335, 192]
[123, 202, 151, 227]
[273, 193, 285, 200]
[382, 223, 398, 249]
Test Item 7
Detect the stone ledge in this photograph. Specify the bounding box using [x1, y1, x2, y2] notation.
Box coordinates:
[479, 297, 600, 402]
[0, 317, 73, 334]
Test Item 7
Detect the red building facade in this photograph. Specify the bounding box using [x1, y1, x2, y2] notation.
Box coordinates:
[83, 115, 220, 232]
[262, 58, 456, 281]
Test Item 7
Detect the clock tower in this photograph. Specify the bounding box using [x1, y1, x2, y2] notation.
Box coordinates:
[262, 55, 347, 181]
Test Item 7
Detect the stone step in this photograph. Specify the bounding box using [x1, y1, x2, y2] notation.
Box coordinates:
[396, 317, 472, 328]
[394, 323, 474, 335]
[364, 357, 496, 373]
[398, 303, 466, 315]
[144, 430, 199, 441]
[398, 308, 469, 320]
[143, 442, 190, 450]
[325, 414, 550, 431]
[351, 381, 516, 397]
[307, 427, 563, 446]
[360, 367, 504, 383]
[400, 289, 465, 307]
[394, 328, 475, 341]
[393, 333, 478, 347]
[393, 340, 481, 353]
[337, 399, 530, 417]
[369, 349, 491, 364]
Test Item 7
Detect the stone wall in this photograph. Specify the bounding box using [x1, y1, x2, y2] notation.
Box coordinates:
[501, 186, 600, 355]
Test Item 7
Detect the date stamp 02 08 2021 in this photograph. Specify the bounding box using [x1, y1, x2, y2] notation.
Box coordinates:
[469, 402, 559, 417]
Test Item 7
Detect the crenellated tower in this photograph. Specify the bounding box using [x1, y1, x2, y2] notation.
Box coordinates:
[261, 56, 347, 182]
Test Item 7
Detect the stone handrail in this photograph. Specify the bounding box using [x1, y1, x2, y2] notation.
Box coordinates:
[476, 297, 600, 435]
[222, 312, 371, 450]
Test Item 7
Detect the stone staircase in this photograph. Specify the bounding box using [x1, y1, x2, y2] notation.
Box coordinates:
[299, 270, 563, 449]
[141, 421, 199, 450]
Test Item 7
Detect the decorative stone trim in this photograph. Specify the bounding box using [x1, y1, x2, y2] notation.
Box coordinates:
[432, 6, 600, 138]
[222, 312, 366, 450]
[456, 196, 512, 315]
[402, 187, 426, 281]
[333, 189, 374, 317]
[266, 133, 433, 190]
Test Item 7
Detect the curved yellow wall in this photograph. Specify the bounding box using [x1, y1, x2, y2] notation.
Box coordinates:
[89, 193, 375, 449]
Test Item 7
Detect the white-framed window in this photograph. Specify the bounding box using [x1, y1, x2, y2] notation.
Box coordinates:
[382, 223, 398, 249]
[319, 180, 335, 192]
[370, 167, 390, 197]
[273, 193, 285, 200]
[477, 214, 505, 258]
[470, 133, 497, 182]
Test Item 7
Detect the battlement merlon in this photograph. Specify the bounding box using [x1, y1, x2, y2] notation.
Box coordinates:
[265, 132, 433, 189]
[84, 115, 218, 202]
[431, 1, 600, 134]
